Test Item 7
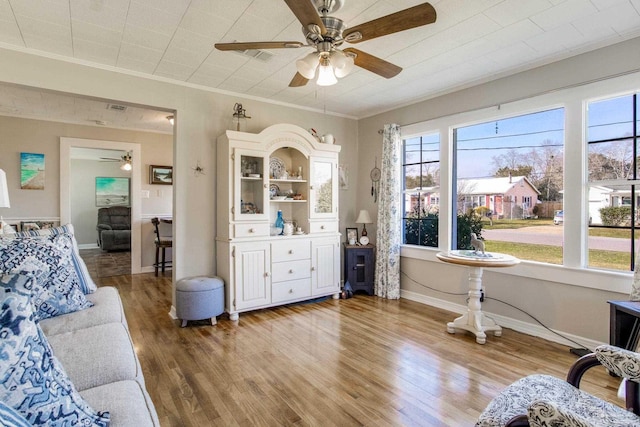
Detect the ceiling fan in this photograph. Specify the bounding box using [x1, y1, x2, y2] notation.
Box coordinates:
[100, 152, 132, 171]
[215, 0, 436, 87]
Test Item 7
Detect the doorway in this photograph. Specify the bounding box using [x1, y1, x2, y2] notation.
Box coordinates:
[60, 138, 142, 274]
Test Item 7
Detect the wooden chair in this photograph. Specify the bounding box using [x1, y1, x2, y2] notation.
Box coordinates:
[151, 218, 172, 276]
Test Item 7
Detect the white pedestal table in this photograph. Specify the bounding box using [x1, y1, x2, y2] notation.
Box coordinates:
[436, 250, 520, 344]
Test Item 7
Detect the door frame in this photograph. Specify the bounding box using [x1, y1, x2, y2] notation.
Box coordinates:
[60, 137, 142, 274]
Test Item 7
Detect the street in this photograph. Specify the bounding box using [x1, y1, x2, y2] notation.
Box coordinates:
[482, 225, 632, 251]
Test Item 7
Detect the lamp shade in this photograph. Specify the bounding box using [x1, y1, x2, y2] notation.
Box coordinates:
[355, 210, 372, 224]
[0, 169, 10, 208]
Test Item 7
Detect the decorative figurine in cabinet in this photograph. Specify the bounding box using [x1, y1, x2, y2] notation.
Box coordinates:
[343, 243, 375, 295]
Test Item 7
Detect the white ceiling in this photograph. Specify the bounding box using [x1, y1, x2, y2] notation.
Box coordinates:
[0, 0, 640, 130]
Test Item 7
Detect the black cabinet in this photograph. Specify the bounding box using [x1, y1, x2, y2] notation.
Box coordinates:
[343, 243, 375, 295]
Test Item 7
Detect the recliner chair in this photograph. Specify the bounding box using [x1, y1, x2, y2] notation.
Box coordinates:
[97, 206, 131, 251]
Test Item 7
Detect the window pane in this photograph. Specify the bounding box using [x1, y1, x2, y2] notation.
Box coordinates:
[587, 94, 640, 271]
[453, 108, 564, 263]
[402, 133, 440, 247]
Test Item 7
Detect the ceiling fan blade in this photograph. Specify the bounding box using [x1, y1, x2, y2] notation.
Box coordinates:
[343, 2, 436, 43]
[215, 41, 304, 51]
[343, 48, 402, 79]
[283, 0, 326, 34]
[289, 72, 309, 87]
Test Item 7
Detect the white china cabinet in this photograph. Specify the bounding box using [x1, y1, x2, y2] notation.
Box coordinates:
[216, 124, 341, 320]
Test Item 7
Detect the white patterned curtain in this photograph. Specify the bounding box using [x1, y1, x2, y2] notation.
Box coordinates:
[375, 124, 402, 299]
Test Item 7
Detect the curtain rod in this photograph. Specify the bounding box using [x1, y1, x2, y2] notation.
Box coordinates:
[376, 67, 640, 135]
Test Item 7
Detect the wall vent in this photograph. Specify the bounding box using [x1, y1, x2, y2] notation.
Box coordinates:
[107, 103, 127, 112]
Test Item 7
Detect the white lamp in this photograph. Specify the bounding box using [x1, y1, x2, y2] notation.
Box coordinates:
[355, 209, 372, 237]
[0, 169, 10, 222]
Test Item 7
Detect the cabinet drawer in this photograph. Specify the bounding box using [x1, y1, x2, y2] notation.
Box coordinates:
[271, 240, 310, 262]
[272, 279, 311, 304]
[235, 223, 270, 238]
[271, 259, 311, 282]
[309, 222, 337, 234]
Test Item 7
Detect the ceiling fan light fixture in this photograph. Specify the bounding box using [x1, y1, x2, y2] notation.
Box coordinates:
[296, 52, 319, 79]
[331, 50, 354, 78]
[316, 57, 337, 86]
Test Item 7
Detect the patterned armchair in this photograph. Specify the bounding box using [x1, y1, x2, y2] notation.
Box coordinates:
[476, 345, 640, 427]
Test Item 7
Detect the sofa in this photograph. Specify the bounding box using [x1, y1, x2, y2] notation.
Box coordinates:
[0, 223, 159, 426]
[97, 206, 131, 251]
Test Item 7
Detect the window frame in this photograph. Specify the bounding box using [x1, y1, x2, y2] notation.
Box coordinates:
[398, 71, 640, 294]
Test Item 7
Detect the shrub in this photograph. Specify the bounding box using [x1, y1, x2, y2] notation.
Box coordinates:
[599, 206, 631, 226]
[404, 210, 482, 249]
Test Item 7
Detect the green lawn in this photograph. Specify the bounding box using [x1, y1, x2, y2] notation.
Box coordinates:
[484, 240, 630, 270]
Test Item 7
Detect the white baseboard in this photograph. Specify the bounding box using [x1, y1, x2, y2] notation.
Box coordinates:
[78, 243, 99, 250]
[400, 289, 604, 351]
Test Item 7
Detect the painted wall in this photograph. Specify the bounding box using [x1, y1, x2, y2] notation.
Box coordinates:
[0, 115, 173, 270]
[0, 47, 359, 298]
[356, 36, 640, 346]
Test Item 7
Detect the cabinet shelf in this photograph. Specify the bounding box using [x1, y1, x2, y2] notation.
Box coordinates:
[270, 179, 307, 183]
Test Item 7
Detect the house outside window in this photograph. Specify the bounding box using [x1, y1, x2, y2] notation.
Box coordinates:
[586, 93, 640, 271]
[402, 133, 440, 247]
[453, 108, 564, 260]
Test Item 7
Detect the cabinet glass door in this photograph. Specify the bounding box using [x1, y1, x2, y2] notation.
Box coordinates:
[310, 157, 337, 218]
[234, 149, 268, 221]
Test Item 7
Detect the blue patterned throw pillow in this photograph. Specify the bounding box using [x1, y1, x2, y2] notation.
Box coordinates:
[0, 233, 93, 319]
[0, 273, 110, 426]
[14, 223, 97, 294]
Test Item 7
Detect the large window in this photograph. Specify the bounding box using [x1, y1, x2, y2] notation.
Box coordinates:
[402, 133, 440, 247]
[587, 93, 640, 271]
[452, 108, 565, 261]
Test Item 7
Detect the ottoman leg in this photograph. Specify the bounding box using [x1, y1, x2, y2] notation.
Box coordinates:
[181, 319, 188, 327]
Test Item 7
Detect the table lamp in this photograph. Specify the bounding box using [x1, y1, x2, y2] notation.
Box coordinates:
[355, 209, 372, 237]
[0, 168, 10, 221]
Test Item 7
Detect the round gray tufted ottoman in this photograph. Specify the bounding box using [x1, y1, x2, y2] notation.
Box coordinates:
[175, 276, 224, 327]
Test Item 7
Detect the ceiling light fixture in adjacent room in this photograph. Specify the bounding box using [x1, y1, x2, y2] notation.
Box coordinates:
[120, 153, 132, 171]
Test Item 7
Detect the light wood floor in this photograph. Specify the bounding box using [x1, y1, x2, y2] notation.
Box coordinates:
[97, 273, 621, 426]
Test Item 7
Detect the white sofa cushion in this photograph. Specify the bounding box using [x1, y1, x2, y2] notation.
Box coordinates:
[81, 380, 160, 427]
[48, 322, 144, 391]
[40, 286, 126, 336]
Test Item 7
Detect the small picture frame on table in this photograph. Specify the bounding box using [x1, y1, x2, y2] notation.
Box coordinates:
[346, 227, 358, 245]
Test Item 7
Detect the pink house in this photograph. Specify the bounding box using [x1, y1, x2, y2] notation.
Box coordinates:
[405, 175, 541, 219]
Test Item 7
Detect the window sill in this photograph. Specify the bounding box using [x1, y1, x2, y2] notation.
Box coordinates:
[400, 245, 632, 294]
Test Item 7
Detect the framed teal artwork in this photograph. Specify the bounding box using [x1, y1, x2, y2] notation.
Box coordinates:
[95, 177, 130, 207]
[20, 152, 45, 190]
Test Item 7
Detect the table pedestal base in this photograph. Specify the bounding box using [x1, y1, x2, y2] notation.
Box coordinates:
[447, 312, 502, 345]
[445, 265, 501, 344]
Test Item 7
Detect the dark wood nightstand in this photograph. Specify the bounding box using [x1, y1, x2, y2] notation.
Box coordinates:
[343, 243, 375, 295]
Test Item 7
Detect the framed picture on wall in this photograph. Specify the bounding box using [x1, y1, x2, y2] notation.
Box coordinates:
[95, 177, 130, 207]
[150, 165, 173, 185]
